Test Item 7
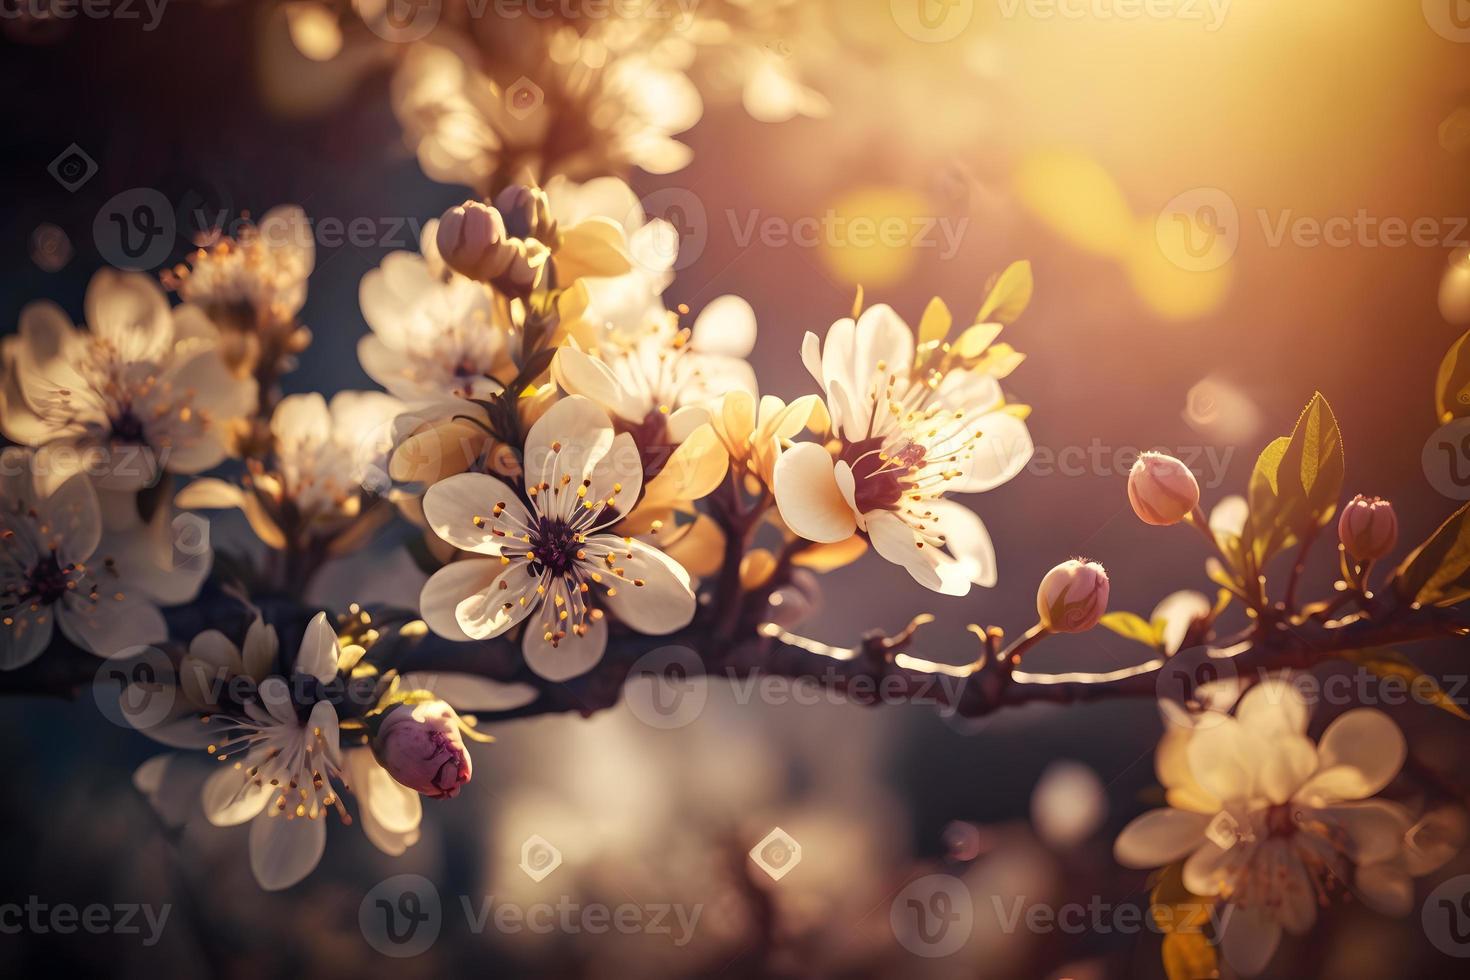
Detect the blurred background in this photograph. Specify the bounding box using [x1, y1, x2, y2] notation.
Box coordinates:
[3, 0, 1470, 976]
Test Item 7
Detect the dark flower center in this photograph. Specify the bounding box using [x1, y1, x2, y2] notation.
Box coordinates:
[1265, 802, 1298, 838]
[531, 516, 581, 576]
[840, 437, 926, 513]
[112, 409, 147, 444]
[24, 551, 73, 605]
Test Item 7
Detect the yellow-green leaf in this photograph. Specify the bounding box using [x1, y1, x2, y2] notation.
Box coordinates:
[918, 296, 953, 347]
[1341, 649, 1470, 721]
[1243, 393, 1344, 566]
[1162, 933, 1219, 980]
[1100, 611, 1163, 649]
[976, 260, 1033, 325]
[1436, 329, 1470, 424]
[1395, 500, 1470, 607]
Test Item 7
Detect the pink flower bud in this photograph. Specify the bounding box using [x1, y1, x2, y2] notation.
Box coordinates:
[1338, 495, 1398, 562]
[1037, 559, 1110, 633]
[436, 201, 514, 283]
[1128, 452, 1201, 526]
[372, 700, 473, 799]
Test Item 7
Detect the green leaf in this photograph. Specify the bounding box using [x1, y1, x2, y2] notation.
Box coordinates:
[1100, 611, 1163, 649]
[1395, 500, 1470, 607]
[1436, 329, 1470, 423]
[1242, 393, 1344, 566]
[1341, 649, 1470, 721]
[975, 260, 1033, 324]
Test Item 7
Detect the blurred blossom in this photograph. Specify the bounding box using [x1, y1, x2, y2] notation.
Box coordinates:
[29, 222, 72, 272]
[1182, 374, 1264, 446]
[1030, 760, 1105, 850]
[1439, 247, 1470, 327]
[282, 1, 343, 62]
[942, 819, 987, 862]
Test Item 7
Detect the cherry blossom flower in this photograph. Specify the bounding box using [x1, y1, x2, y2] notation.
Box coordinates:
[1114, 679, 1442, 975]
[773, 302, 1032, 594]
[1, 270, 257, 490]
[358, 220, 511, 405]
[552, 295, 758, 458]
[1, 448, 187, 666]
[419, 396, 696, 681]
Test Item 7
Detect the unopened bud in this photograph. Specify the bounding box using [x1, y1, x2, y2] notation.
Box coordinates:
[1037, 559, 1110, 633]
[494, 183, 553, 242]
[372, 700, 473, 799]
[436, 201, 514, 282]
[1338, 495, 1398, 562]
[1128, 452, 1201, 526]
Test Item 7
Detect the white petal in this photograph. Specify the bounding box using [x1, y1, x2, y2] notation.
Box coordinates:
[43, 472, 102, 563]
[773, 442, 856, 543]
[591, 536, 695, 635]
[250, 811, 327, 891]
[1355, 862, 1413, 917]
[419, 559, 513, 641]
[691, 295, 757, 358]
[1151, 590, 1211, 654]
[1219, 902, 1282, 977]
[294, 612, 340, 684]
[853, 304, 914, 382]
[1186, 717, 1260, 804]
[1236, 677, 1310, 738]
[1113, 808, 1211, 868]
[449, 563, 540, 640]
[957, 411, 1033, 492]
[1257, 734, 1318, 805]
[346, 749, 422, 855]
[928, 499, 997, 590]
[1316, 800, 1412, 865]
[584, 431, 643, 517]
[422, 472, 531, 556]
[85, 269, 172, 360]
[523, 611, 607, 681]
[58, 593, 167, 658]
[523, 395, 616, 519]
[867, 510, 944, 593]
[551, 346, 646, 423]
[1302, 708, 1405, 802]
[0, 606, 53, 670]
[203, 763, 271, 826]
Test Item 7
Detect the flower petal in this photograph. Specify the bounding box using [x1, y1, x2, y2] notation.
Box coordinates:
[423, 472, 531, 556]
[522, 610, 608, 682]
[203, 763, 271, 827]
[589, 536, 695, 635]
[294, 612, 340, 684]
[691, 294, 757, 358]
[1113, 808, 1212, 868]
[866, 510, 945, 593]
[773, 442, 856, 544]
[1219, 902, 1283, 977]
[250, 811, 327, 891]
[1301, 708, 1405, 802]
